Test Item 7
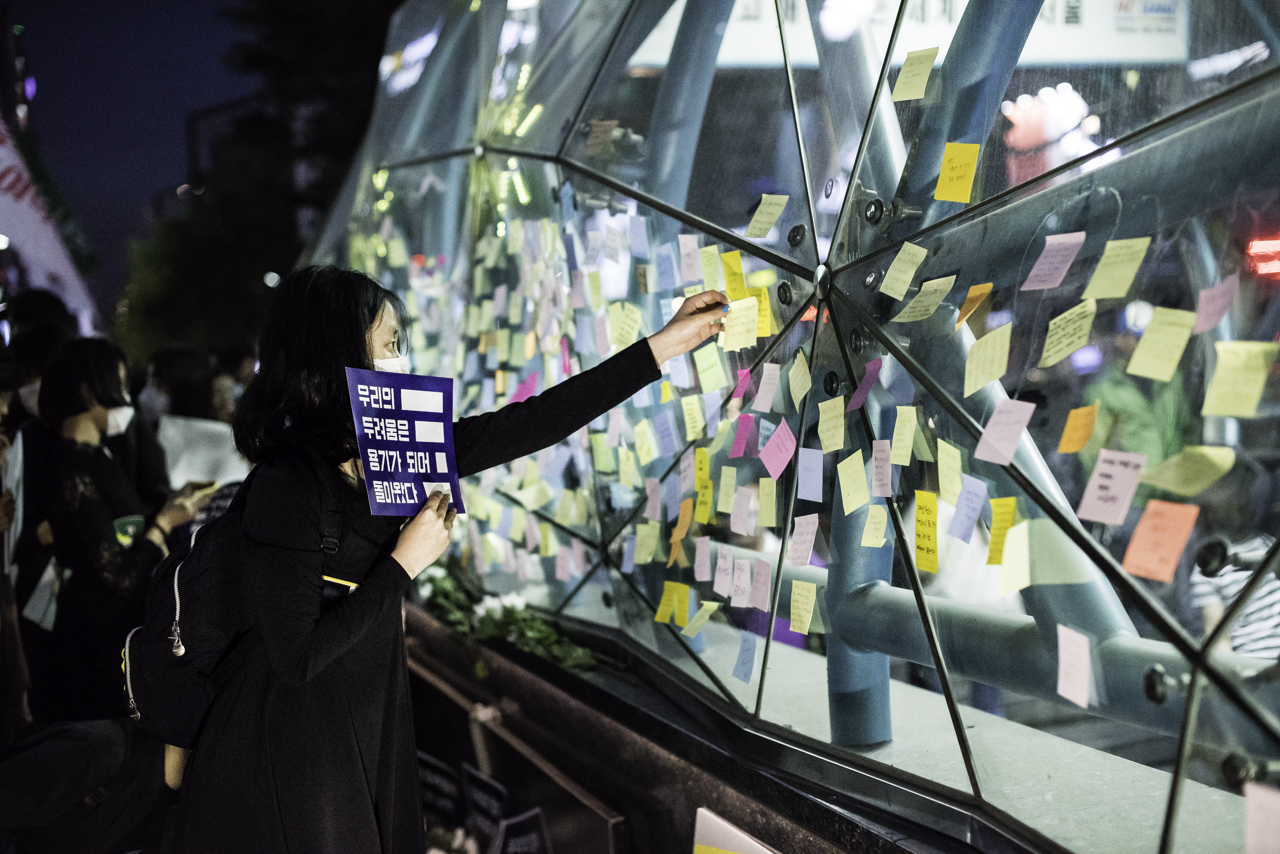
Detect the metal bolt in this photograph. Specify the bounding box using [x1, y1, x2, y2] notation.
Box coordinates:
[777, 282, 793, 306]
[849, 328, 864, 355]
[863, 269, 879, 290]
[824, 178, 835, 198]
[864, 198, 884, 224]
[824, 371, 840, 396]
[601, 591, 614, 608]
[787, 224, 806, 247]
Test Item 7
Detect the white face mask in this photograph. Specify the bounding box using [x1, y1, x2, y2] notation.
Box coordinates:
[105, 405, 136, 437]
[18, 379, 41, 418]
[373, 356, 410, 374]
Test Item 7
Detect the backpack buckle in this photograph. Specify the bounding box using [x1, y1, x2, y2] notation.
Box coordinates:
[321, 535, 340, 554]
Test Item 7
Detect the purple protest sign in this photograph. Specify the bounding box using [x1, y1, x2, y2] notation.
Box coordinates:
[346, 368, 466, 516]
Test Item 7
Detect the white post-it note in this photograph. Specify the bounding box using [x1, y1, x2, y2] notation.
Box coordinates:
[1081, 236, 1150, 300]
[730, 486, 755, 535]
[751, 557, 771, 611]
[714, 546, 733, 596]
[797, 447, 823, 502]
[745, 194, 789, 239]
[1193, 272, 1238, 333]
[881, 241, 928, 300]
[946, 474, 987, 543]
[678, 234, 701, 283]
[1056, 624, 1092, 708]
[790, 580, 818, 635]
[964, 321, 1011, 397]
[996, 519, 1031, 595]
[974, 399, 1036, 466]
[818, 396, 846, 453]
[837, 449, 869, 515]
[891, 276, 955, 323]
[752, 362, 780, 412]
[789, 350, 812, 411]
[1077, 449, 1147, 525]
[787, 513, 819, 567]
[861, 504, 888, 547]
[1021, 231, 1086, 291]
[1244, 781, 1280, 854]
[891, 47, 939, 101]
[890, 406, 917, 465]
[1202, 341, 1278, 418]
[694, 536, 711, 581]
[731, 559, 752, 608]
[1039, 298, 1097, 368]
[1126, 307, 1196, 382]
[871, 440, 892, 497]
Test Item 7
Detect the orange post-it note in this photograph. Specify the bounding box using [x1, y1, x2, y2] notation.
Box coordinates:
[671, 498, 694, 543]
[955, 282, 992, 330]
[1058, 403, 1099, 454]
[1122, 500, 1200, 583]
[935, 143, 980, 204]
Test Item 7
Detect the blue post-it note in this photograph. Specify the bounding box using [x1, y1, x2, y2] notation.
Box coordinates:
[733, 630, 758, 683]
[704, 391, 722, 437]
[947, 474, 988, 543]
[621, 533, 637, 574]
[656, 243, 679, 291]
[797, 447, 823, 502]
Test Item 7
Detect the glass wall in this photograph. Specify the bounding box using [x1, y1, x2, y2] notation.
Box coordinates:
[308, 3, 1280, 852]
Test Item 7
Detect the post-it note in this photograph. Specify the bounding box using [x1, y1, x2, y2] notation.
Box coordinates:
[955, 282, 993, 330]
[915, 490, 939, 572]
[730, 413, 753, 458]
[653, 581, 679, 623]
[946, 474, 987, 543]
[1202, 341, 1278, 418]
[714, 547, 732, 596]
[678, 234, 701, 283]
[759, 477, 776, 527]
[1021, 231, 1086, 291]
[693, 342, 730, 392]
[890, 406, 917, 465]
[891, 46, 939, 101]
[745, 194, 789, 239]
[937, 439, 963, 505]
[837, 450, 870, 514]
[996, 519, 1031, 596]
[987, 497, 1017, 564]
[1082, 237, 1151, 300]
[862, 504, 888, 547]
[682, 601, 720, 638]
[848, 357, 882, 411]
[964, 322, 1012, 397]
[892, 276, 956, 323]
[721, 250, 747, 300]
[935, 142, 980, 204]
[731, 559, 751, 607]
[1077, 449, 1147, 525]
[787, 513, 819, 567]
[1138, 446, 1235, 496]
[695, 476, 714, 524]
[1193, 273, 1238, 333]
[881, 241, 928, 300]
[732, 369, 751, 399]
[607, 301, 643, 346]
[1057, 403, 1099, 454]
[797, 448, 823, 502]
[1122, 499, 1199, 583]
[1039, 299, 1097, 368]
[717, 466, 737, 514]
[671, 498, 694, 542]
[974, 399, 1036, 466]
[751, 558, 771, 611]
[1244, 781, 1280, 854]
[759, 418, 796, 480]
[694, 536, 711, 581]
[1057, 624, 1092, 708]
[789, 351, 812, 411]
[818, 396, 846, 453]
[732, 629, 757, 683]
[871, 440, 892, 496]
[730, 486, 755, 536]
[790, 580, 818, 635]
[635, 520, 661, 564]
[723, 297, 759, 352]
[752, 362, 780, 412]
[700, 245, 722, 292]
[1126, 307, 1196, 382]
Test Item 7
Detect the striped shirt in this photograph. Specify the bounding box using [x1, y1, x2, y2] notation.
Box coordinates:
[1191, 537, 1280, 660]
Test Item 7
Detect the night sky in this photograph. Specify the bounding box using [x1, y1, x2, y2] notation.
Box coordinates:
[11, 0, 256, 310]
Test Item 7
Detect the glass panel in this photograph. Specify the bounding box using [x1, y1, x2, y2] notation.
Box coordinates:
[830, 0, 1280, 266]
[561, 0, 819, 269]
[557, 562, 621, 629]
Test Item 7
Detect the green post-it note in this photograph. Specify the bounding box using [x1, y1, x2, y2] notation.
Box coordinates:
[890, 406, 916, 465]
[1126, 307, 1196, 382]
[891, 47, 939, 102]
[964, 322, 1011, 397]
[1202, 341, 1278, 418]
[1139, 446, 1235, 496]
[1039, 299, 1097, 368]
[891, 276, 955, 323]
[1082, 237, 1151, 300]
[693, 343, 729, 392]
[881, 241, 928, 300]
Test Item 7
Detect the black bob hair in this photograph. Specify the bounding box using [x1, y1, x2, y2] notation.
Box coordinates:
[39, 337, 131, 426]
[234, 266, 407, 464]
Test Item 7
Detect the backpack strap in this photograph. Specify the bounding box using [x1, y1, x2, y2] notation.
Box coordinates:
[307, 450, 343, 555]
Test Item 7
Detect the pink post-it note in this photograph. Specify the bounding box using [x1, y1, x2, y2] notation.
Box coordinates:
[555, 549, 572, 581]
[1122, 500, 1199, 583]
[848, 357, 882, 411]
[786, 513, 819, 566]
[1077, 449, 1147, 526]
[1056, 624, 1092, 708]
[759, 418, 796, 480]
[678, 234, 701, 283]
[974, 399, 1036, 466]
[946, 474, 988, 543]
[730, 486, 755, 535]
[510, 372, 539, 403]
[694, 536, 712, 581]
[751, 558, 772, 611]
[797, 448, 823, 502]
[731, 559, 751, 607]
[1193, 272, 1238, 333]
[1245, 781, 1280, 854]
[714, 547, 732, 596]
[595, 315, 612, 356]
[643, 478, 661, 521]
[1021, 231, 1087, 291]
[732, 369, 752, 399]
[561, 336, 572, 376]
[730, 414, 754, 458]
[871, 440, 892, 497]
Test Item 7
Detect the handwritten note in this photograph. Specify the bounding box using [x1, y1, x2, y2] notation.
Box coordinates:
[694, 536, 711, 581]
[935, 142, 980, 204]
[891, 46, 939, 101]
[758, 477, 776, 528]
[837, 450, 870, 514]
[732, 629, 757, 683]
[1039, 299, 1096, 368]
[890, 406, 917, 465]
[1202, 341, 1278, 418]
[1126, 307, 1196, 382]
[881, 241, 928, 300]
[681, 601, 720, 638]
[892, 276, 955, 323]
[730, 486, 755, 535]
[818, 396, 846, 453]
[745, 194, 789, 239]
[986, 497, 1017, 564]
[848, 357, 882, 411]
[964, 322, 1011, 397]
[797, 448, 823, 502]
[729, 414, 753, 458]
[1082, 237, 1150, 300]
[1077, 449, 1147, 525]
[1139, 446, 1234, 496]
[1193, 273, 1238, 333]
[974, 399, 1035, 466]
[946, 474, 987, 543]
[723, 296, 759, 352]
[787, 513, 819, 567]
[714, 547, 732, 596]
[789, 351, 812, 411]
[731, 559, 751, 607]
[695, 476, 714, 524]
[693, 342, 729, 392]
[752, 362, 780, 412]
[653, 581, 679, 623]
[862, 504, 888, 547]
[1122, 500, 1199, 583]
[915, 490, 939, 572]
[871, 440, 892, 497]
[1021, 231, 1086, 291]
[607, 301, 643, 346]
[955, 282, 992, 330]
[1057, 624, 1092, 708]
[717, 466, 737, 515]
[1057, 403, 1099, 454]
[720, 250, 747, 300]
[996, 520, 1031, 596]
[751, 558, 771, 611]
[790, 580, 818, 636]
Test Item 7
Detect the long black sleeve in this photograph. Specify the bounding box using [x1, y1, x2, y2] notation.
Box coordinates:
[453, 338, 660, 477]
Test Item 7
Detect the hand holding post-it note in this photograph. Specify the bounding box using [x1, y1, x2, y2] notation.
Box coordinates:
[723, 297, 759, 352]
[892, 276, 955, 323]
[1039, 299, 1097, 368]
[818, 396, 846, 453]
[790, 580, 818, 635]
[862, 504, 888, 547]
[881, 241, 928, 300]
[986, 497, 1018, 564]
[1082, 237, 1151, 300]
[890, 406, 917, 465]
[1193, 273, 1238, 333]
[1126, 307, 1196, 382]
[964, 322, 1011, 397]
[935, 142, 980, 204]
[1138, 446, 1234, 496]
[915, 490, 939, 572]
[837, 450, 869, 514]
[974, 399, 1036, 466]
[955, 282, 992, 330]
[1077, 449, 1146, 526]
[1057, 403, 1099, 454]
[745, 194, 789, 239]
[1122, 499, 1199, 583]
[1021, 231, 1087, 291]
[891, 46, 939, 101]
[1202, 340, 1278, 418]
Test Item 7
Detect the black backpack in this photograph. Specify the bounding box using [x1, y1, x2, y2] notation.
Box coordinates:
[122, 457, 342, 749]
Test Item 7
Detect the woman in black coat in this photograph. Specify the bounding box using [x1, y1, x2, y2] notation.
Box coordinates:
[177, 266, 729, 853]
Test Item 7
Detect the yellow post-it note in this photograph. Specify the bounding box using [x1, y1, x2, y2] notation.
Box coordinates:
[915, 490, 939, 573]
[1202, 341, 1278, 417]
[723, 297, 759, 352]
[881, 241, 928, 300]
[694, 476, 714, 524]
[790, 580, 818, 635]
[748, 286, 775, 337]
[964, 322, 1011, 397]
[1127, 307, 1196, 382]
[955, 282, 993, 330]
[607, 301, 642, 348]
[587, 270, 603, 310]
[717, 466, 737, 514]
[818, 396, 846, 454]
[890, 406, 916, 465]
[700, 244, 722, 291]
[635, 520, 660, 564]
[634, 418, 658, 465]
[681, 601, 720, 637]
[671, 498, 694, 542]
[619, 446, 640, 488]
[1058, 403, 1099, 454]
[861, 504, 888, 547]
[935, 142, 980, 204]
[590, 433, 616, 473]
[1039, 299, 1097, 368]
[937, 438, 963, 505]
[837, 450, 870, 514]
[660, 381, 673, 403]
[693, 343, 729, 392]
[539, 522, 555, 557]
[681, 395, 705, 441]
[1082, 237, 1151, 300]
[1139, 446, 1235, 496]
[789, 350, 812, 410]
[891, 275, 955, 323]
[891, 46, 939, 101]
[695, 447, 711, 486]
[986, 497, 1018, 565]
[996, 520, 1031, 595]
[758, 477, 776, 527]
[653, 581, 678, 623]
[720, 250, 747, 300]
[745, 194, 789, 239]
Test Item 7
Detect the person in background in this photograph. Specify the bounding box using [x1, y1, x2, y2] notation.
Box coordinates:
[0, 380, 30, 749]
[211, 342, 256, 424]
[155, 347, 251, 490]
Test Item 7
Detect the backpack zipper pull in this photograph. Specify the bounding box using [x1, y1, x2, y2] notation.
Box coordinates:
[129, 697, 141, 721]
[170, 621, 186, 657]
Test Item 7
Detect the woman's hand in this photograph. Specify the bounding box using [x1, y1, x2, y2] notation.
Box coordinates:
[154, 481, 218, 533]
[391, 490, 457, 580]
[647, 290, 731, 365]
